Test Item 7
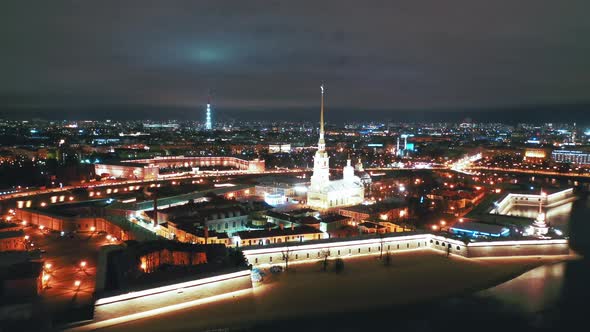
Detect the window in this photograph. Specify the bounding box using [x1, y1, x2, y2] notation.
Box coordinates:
[387, 245, 390, 250]
[318, 252, 321, 258]
[436, 241, 439, 245]
[430, 239, 433, 243]
[225, 223, 228, 229]
[397, 244, 399, 249]
[295, 254, 298, 259]
[233, 222, 236, 228]
[270, 257, 272, 262]
[456, 246, 460, 250]
[407, 243, 409, 248]
[368, 247, 371, 252]
[358, 248, 361, 253]
[255, 258, 258, 264]
[307, 253, 310, 258]
[349, 249, 352, 254]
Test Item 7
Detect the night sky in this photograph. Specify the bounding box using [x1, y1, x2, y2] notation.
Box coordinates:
[1, 1, 590, 121]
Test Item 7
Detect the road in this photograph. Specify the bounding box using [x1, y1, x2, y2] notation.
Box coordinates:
[0, 168, 307, 202]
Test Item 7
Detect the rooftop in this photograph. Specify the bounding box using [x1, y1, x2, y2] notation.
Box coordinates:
[236, 226, 322, 240]
[340, 199, 407, 214]
[450, 222, 509, 236]
[0, 229, 25, 240]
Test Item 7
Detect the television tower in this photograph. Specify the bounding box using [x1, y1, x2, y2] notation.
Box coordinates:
[205, 94, 212, 130]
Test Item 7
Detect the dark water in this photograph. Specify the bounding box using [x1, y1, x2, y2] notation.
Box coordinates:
[242, 195, 590, 332]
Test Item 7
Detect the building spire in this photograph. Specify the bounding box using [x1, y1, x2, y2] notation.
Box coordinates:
[317, 84, 326, 151]
[320, 84, 325, 135]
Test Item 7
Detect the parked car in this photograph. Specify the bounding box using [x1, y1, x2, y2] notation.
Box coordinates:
[269, 265, 283, 274]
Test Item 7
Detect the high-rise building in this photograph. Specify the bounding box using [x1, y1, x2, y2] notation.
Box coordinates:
[205, 96, 212, 130]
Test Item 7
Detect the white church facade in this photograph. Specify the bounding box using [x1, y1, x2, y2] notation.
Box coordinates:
[307, 85, 365, 210]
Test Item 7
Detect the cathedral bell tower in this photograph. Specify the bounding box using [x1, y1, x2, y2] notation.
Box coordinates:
[310, 85, 330, 189]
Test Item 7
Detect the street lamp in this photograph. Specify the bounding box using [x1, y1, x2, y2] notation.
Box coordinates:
[44, 262, 52, 270]
[43, 274, 50, 288]
[74, 280, 81, 290]
[90, 226, 96, 232]
[80, 261, 87, 270]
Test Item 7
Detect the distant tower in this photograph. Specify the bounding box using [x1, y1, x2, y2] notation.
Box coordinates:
[205, 95, 212, 130]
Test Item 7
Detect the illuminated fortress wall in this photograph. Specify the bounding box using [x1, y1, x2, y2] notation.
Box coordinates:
[493, 188, 575, 215]
[242, 233, 569, 266]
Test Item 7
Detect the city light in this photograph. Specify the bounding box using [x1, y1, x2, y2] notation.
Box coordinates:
[90, 226, 96, 232]
[75, 280, 81, 288]
[44, 263, 52, 270]
[80, 261, 87, 269]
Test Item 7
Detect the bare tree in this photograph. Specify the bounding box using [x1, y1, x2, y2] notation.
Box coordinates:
[320, 249, 330, 272]
[281, 244, 294, 271]
[379, 233, 385, 259]
[383, 250, 392, 266]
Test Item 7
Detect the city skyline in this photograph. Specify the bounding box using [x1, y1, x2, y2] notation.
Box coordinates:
[1, 2, 588, 331]
[1, 1, 589, 118]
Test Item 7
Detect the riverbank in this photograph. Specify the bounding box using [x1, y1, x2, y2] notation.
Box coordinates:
[78, 249, 575, 332]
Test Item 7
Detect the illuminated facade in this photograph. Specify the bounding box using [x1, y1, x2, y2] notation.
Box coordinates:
[523, 148, 547, 163]
[307, 85, 364, 210]
[551, 150, 590, 165]
[95, 156, 265, 180]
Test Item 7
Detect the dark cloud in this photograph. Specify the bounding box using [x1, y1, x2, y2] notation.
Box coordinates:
[1, 0, 589, 117]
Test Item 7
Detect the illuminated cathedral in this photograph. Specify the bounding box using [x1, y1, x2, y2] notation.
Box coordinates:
[307, 85, 365, 210]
